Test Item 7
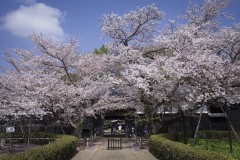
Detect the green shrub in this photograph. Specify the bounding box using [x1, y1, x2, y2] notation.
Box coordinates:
[168, 130, 240, 142]
[0, 134, 78, 160]
[195, 130, 236, 140]
[149, 134, 229, 160]
[187, 139, 240, 160]
[0, 133, 25, 139]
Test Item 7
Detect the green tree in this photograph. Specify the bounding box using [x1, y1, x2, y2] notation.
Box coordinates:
[94, 45, 108, 55]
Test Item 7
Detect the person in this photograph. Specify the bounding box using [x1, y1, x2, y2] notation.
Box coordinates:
[143, 125, 148, 138]
[111, 125, 113, 134]
[131, 127, 135, 138]
[125, 125, 129, 137]
[118, 125, 122, 133]
[112, 125, 116, 135]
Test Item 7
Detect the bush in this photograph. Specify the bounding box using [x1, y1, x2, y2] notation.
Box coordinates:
[149, 134, 229, 160]
[168, 130, 240, 142]
[187, 139, 240, 159]
[0, 132, 25, 140]
[0, 134, 78, 160]
[197, 130, 240, 140]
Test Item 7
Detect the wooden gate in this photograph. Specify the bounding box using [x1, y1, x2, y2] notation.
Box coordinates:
[107, 138, 122, 150]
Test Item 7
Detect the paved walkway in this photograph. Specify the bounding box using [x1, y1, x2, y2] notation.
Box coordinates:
[71, 138, 158, 160]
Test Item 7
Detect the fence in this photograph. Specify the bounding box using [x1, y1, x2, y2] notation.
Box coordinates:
[0, 137, 55, 145]
[107, 137, 122, 150]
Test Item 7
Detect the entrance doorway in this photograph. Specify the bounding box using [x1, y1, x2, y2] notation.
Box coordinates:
[103, 109, 135, 137]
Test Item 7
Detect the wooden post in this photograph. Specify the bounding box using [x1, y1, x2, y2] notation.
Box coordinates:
[140, 136, 142, 148]
[192, 103, 204, 147]
[220, 105, 240, 144]
[20, 118, 27, 144]
[9, 133, 12, 153]
[86, 138, 89, 148]
[120, 138, 122, 149]
[226, 120, 233, 153]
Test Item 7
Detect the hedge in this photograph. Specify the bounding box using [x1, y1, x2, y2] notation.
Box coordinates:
[0, 134, 78, 160]
[168, 130, 240, 142]
[149, 134, 229, 160]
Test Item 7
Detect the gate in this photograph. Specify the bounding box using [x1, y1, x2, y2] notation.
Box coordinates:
[107, 138, 122, 150]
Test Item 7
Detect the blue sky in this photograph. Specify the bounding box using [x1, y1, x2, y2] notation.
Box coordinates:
[0, 0, 239, 70]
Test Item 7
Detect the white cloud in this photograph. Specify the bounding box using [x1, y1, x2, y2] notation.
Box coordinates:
[2, 3, 65, 41]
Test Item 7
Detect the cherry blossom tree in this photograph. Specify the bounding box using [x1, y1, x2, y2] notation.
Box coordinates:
[104, 0, 240, 134]
[149, 0, 240, 139]
[0, 34, 116, 137]
[153, 0, 240, 108]
[0, 0, 239, 139]
[100, 4, 165, 46]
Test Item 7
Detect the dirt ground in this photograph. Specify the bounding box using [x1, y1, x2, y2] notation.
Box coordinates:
[72, 138, 158, 160]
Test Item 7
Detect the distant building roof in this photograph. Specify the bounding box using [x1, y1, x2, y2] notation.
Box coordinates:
[208, 113, 225, 117]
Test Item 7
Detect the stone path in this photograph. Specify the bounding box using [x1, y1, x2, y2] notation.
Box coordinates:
[71, 138, 158, 160]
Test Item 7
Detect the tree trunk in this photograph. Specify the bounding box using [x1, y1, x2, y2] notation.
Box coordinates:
[75, 121, 83, 138]
[123, 40, 128, 46]
[27, 116, 31, 148]
[69, 118, 84, 138]
[182, 114, 187, 144]
[20, 119, 27, 144]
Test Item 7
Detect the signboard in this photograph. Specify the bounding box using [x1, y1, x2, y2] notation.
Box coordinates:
[6, 126, 15, 133]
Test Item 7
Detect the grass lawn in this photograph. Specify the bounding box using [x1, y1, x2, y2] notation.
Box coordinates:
[188, 139, 240, 160]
